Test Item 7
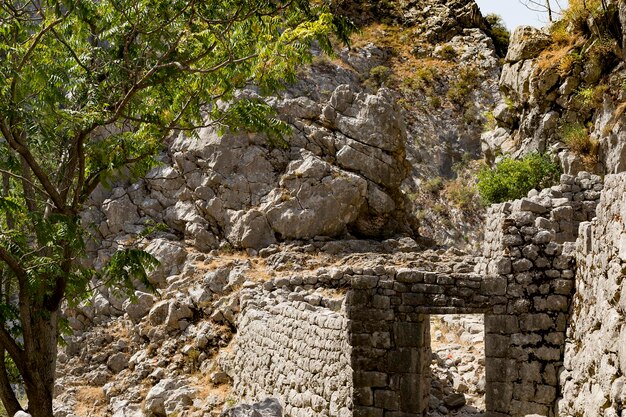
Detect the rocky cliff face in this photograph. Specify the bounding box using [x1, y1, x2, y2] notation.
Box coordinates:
[80, 0, 502, 258]
[482, 0, 626, 176]
[89, 82, 416, 258]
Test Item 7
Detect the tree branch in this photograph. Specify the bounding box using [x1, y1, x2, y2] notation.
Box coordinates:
[0, 349, 23, 416]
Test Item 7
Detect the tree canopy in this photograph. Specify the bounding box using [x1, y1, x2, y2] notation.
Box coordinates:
[0, 1, 350, 415]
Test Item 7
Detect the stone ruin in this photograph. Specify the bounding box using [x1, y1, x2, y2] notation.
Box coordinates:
[230, 171, 604, 417]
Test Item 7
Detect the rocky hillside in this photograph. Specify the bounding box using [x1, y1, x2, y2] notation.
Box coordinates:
[482, 0, 626, 176]
[80, 0, 504, 263]
[50, 1, 509, 415]
[52, 0, 626, 416]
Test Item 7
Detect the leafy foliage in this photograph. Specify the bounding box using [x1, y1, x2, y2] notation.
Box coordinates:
[560, 122, 599, 169]
[0, 1, 351, 414]
[477, 153, 561, 204]
[484, 14, 510, 57]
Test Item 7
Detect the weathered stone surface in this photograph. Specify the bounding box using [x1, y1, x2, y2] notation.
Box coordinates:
[505, 26, 551, 63]
[221, 398, 283, 417]
[144, 239, 187, 287]
[123, 291, 156, 324]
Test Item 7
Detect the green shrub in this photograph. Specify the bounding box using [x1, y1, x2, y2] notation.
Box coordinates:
[366, 65, 393, 89]
[560, 122, 599, 169]
[477, 153, 561, 204]
[439, 44, 457, 61]
[447, 66, 480, 105]
[424, 176, 444, 194]
[485, 14, 510, 57]
[445, 180, 477, 210]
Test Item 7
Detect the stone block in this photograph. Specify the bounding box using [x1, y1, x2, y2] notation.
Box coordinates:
[503, 234, 524, 247]
[410, 284, 444, 294]
[353, 406, 384, 417]
[533, 230, 554, 245]
[519, 361, 542, 383]
[509, 211, 536, 226]
[401, 293, 427, 306]
[535, 385, 556, 404]
[513, 382, 535, 401]
[348, 290, 373, 307]
[387, 348, 421, 373]
[374, 389, 400, 410]
[353, 275, 380, 289]
[436, 274, 454, 285]
[514, 198, 549, 214]
[349, 309, 394, 321]
[486, 382, 513, 413]
[481, 276, 507, 296]
[485, 334, 510, 358]
[399, 374, 425, 413]
[354, 372, 388, 388]
[394, 322, 428, 347]
[485, 315, 519, 334]
[372, 295, 391, 309]
[535, 216, 554, 229]
[520, 314, 553, 331]
[423, 272, 438, 283]
[533, 295, 568, 312]
[509, 400, 549, 416]
[395, 269, 424, 283]
[512, 259, 533, 272]
[535, 346, 561, 361]
[510, 333, 542, 346]
[487, 358, 518, 382]
[552, 205, 573, 220]
[552, 279, 574, 295]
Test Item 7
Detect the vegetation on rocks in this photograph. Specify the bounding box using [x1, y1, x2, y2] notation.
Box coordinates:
[477, 153, 561, 204]
[484, 14, 510, 57]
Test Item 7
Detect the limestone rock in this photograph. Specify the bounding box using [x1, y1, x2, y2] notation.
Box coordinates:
[144, 239, 187, 287]
[102, 190, 140, 235]
[221, 398, 283, 417]
[505, 26, 551, 63]
[123, 291, 156, 323]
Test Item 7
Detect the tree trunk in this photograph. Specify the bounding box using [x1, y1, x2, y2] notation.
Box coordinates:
[0, 349, 23, 416]
[546, 0, 553, 22]
[24, 311, 58, 417]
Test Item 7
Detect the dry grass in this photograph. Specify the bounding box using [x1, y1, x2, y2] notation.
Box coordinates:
[196, 252, 273, 282]
[74, 386, 107, 417]
[108, 320, 131, 340]
[351, 23, 456, 92]
[193, 372, 232, 399]
[536, 39, 583, 74]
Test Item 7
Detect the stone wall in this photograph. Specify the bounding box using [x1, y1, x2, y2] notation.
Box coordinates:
[478, 171, 602, 417]
[559, 173, 626, 417]
[231, 172, 604, 417]
[232, 282, 353, 417]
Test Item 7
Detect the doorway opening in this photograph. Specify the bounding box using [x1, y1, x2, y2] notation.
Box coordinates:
[428, 314, 485, 417]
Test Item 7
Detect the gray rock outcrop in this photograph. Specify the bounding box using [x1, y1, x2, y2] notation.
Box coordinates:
[91, 84, 415, 252]
[221, 398, 283, 417]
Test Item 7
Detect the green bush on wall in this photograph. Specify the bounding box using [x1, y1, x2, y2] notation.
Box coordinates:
[477, 153, 561, 204]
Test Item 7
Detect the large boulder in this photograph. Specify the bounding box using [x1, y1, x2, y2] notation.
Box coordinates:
[505, 26, 551, 63]
[143, 239, 187, 287]
[107, 84, 415, 250]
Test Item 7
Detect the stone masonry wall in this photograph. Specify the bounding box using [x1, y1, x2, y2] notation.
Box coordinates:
[478, 171, 602, 417]
[232, 282, 353, 417]
[231, 172, 603, 417]
[559, 173, 626, 417]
